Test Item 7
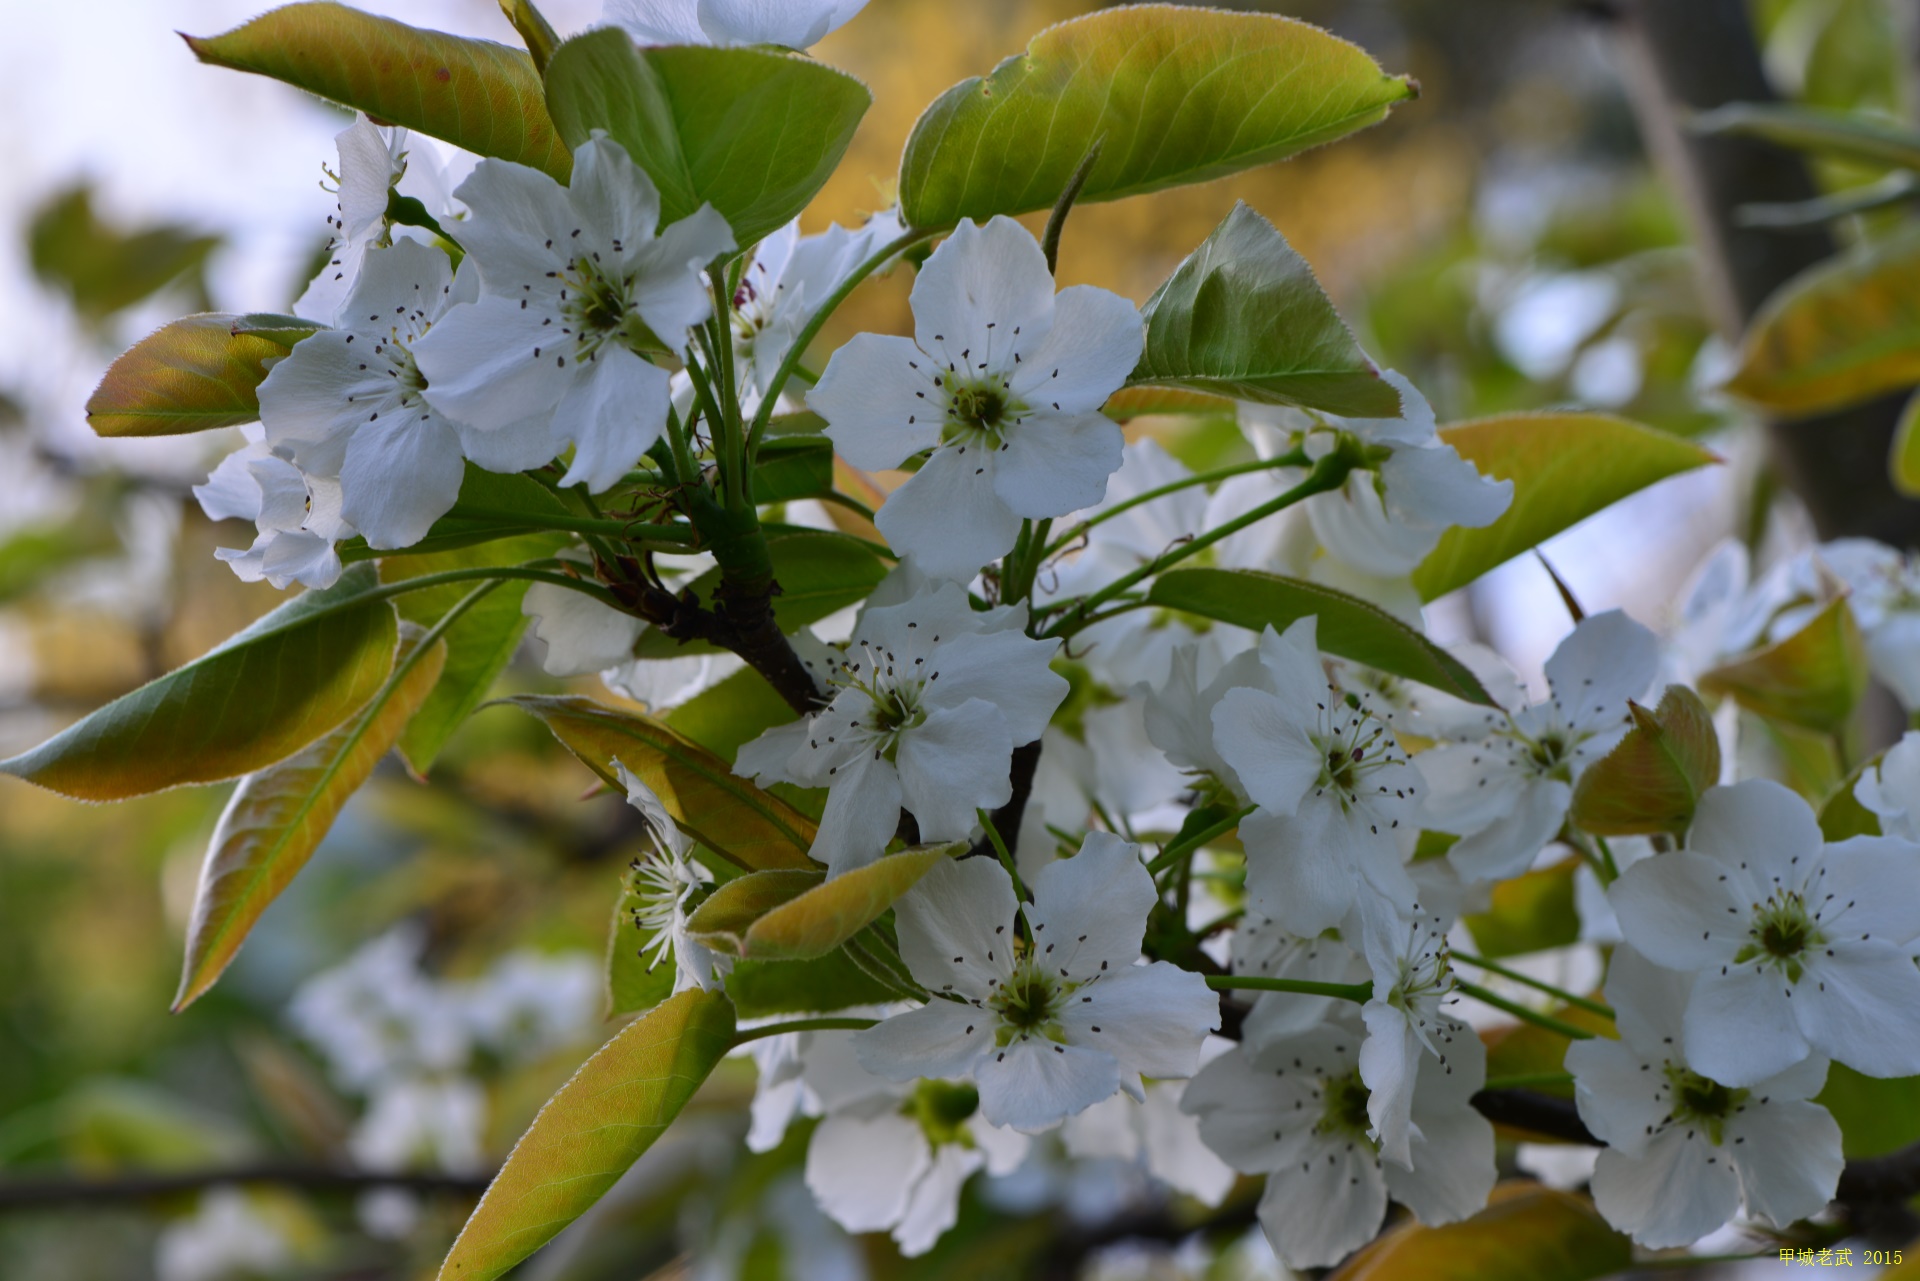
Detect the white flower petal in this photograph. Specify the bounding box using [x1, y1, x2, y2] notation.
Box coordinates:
[910, 217, 1056, 375]
[1609, 850, 1747, 970]
[811, 333, 943, 470]
[1256, 1145, 1388, 1270]
[1026, 831, 1156, 979]
[994, 410, 1126, 519]
[1682, 964, 1810, 1088]
[1006, 284, 1141, 414]
[415, 296, 575, 432]
[812, 747, 904, 876]
[338, 409, 465, 548]
[892, 854, 1017, 996]
[1726, 1098, 1842, 1229]
[804, 1107, 926, 1234]
[1059, 961, 1217, 1079]
[1444, 776, 1570, 883]
[552, 344, 672, 492]
[1589, 1133, 1740, 1249]
[1211, 689, 1328, 817]
[874, 446, 1023, 580]
[975, 1038, 1121, 1133]
[853, 1000, 985, 1083]
[629, 203, 736, 344]
[919, 628, 1066, 744]
[1543, 609, 1658, 725]
[895, 699, 1015, 841]
[1795, 941, 1920, 1078]
[1685, 778, 1822, 890]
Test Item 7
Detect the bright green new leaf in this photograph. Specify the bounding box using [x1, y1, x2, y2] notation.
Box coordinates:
[1412, 414, 1718, 602]
[690, 844, 958, 961]
[511, 695, 817, 870]
[381, 533, 566, 775]
[1701, 595, 1870, 735]
[436, 989, 734, 1281]
[1817, 1063, 1920, 1158]
[1328, 1182, 1631, 1281]
[1723, 224, 1920, 415]
[633, 531, 887, 659]
[187, 3, 571, 179]
[899, 6, 1415, 228]
[173, 628, 447, 1011]
[0, 564, 399, 800]
[726, 949, 899, 1017]
[1820, 762, 1883, 841]
[1569, 686, 1721, 836]
[544, 30, 870, 246]
[1147, 568, 1495, 705]
[1462, 859, 1580, 960]
[1131, 203, 1397, 415]
[86, 314, 290, 437]
[1693, 102, 1920, 172]
[752, 437, 836, 505]
[1891, 389, 1920, 497]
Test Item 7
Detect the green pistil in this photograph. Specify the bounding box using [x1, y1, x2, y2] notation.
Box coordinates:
[1665, 1065, 1747, 1145]
[1732, 891, 1821, 983]
[1317, 1070, 1374, 1142]
[906, 1079, 981, 1148]
[991, 959, 1069, 1047]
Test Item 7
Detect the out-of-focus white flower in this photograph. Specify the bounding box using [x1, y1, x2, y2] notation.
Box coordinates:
[463, 950, 599, 1062]
[155, 1189, 298, 1281]
[1858, 730, 1920, 841]
[288, 927, 471, 1091]
[195, 425, 351, 591]
[606, 0, 870, 48]
[349, 1076, 488, 1173]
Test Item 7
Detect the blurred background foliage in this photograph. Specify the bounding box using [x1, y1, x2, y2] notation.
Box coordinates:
[2, 0, 1917, 1277]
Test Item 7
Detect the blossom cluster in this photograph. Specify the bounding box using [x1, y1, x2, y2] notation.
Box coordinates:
[154, 2, 1920, 1267]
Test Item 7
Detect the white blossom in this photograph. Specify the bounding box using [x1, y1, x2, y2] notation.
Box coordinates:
[808, 216, 1141, 580]
[1567, 946, 1843, 1247]
[258, 239, 471, 549]
[1353, 899, 1462, 1166]
[855, 833, 1218, 1133]
[1180, 1011, 1495, 1270]
[1417, 610, 1658, 882]
[1857, 729, 1920, 841]
[1211, 617, 1423, 934]
[1059, 1078, 1237, 1206]
[616, 760, 728, 994]
[195, 425, 350, 590]
[414, 136, 735, 492]
[606, 0, 869, 48]
[296, 116, 454, 326]
[1610, 778, 1920, 1087]
[735, 579, 1066, 874]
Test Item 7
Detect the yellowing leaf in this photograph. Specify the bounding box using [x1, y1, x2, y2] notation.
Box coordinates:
[1701, 595, 1870, 734]
[1570, 686, 1721, 836]
[1328, 1182, 1631, 1281]
[174, 629, 447, 1010]
[86, 314, 293, 437]
[187, 3, 571, 180]
[900, 6, 1415, 228]
[1, 565, 399, 800]
[1724, 224, 1920, 415]
[436, 989, 734, 1281]
[1099, 386, 1237, 422]
[510, 695, 816, 870]
[689, 844, 958, 961]
[1412, 414, 1718, 602]
[1462, 859, 1580, 960]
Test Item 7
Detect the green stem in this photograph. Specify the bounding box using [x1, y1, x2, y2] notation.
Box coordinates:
[730, 1017, 879, 1047]
[1592, 834, 1621, 886]
[1482, 1072, 1576, 1091]
[1043, 452, 1353, 639]
[365, 565, 626, 610]
[1204, 975, 1372, 1002]
[1042, 449, 1310, 559]
[1454, 979, 1598, 1040]
[1452, 954, 1614, 1020]
[977, 807, 1027, 903]
[443, 505, 695, 544]
[816, 490, 876, 522]
[1147, 805, 1256, 875]
[745, 224, 942, 458]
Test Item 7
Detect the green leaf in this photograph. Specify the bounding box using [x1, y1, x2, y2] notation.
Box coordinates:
[1099, 386, 1238, 422]
[1411, 414, 1718, 602]
[1701, 595, 1870, 735]
[544, 30, 870, 246]
[666, 668, 798, 761]
[1890, 388, 1920, 497]
[689, 844, 958, 961]
[511, 694, 817, 870]
[436, 989, 734, 1281]
[1816, 1062, 1920, 1158]
[633, 531, 887, 659]
[344, 465, 575, 563]
[28, 185, 221, 323]
[1327, 1182, 1631, 1281]
[1820, 763, 1883, 841]
[1147, 568, 1495, 705]
[1131, 203, 1396, 415]
[1569, 686, 1721, 836]
[753, 437, 836, 505]
[899, 6, 1415, 228]
[1694, 103, 1920, 172]
[86, 314, 290, 437]
[187, 3, 571, 179]
[1, 564, 399, 800]
[1724, 223, 1920, 415]
[497, 0, 559, 74]
[381, 533, 567, 775]
[174, 627, 447, 1011]
[1462, 859, 1580, 960]
[725, 950, 897, 1018]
